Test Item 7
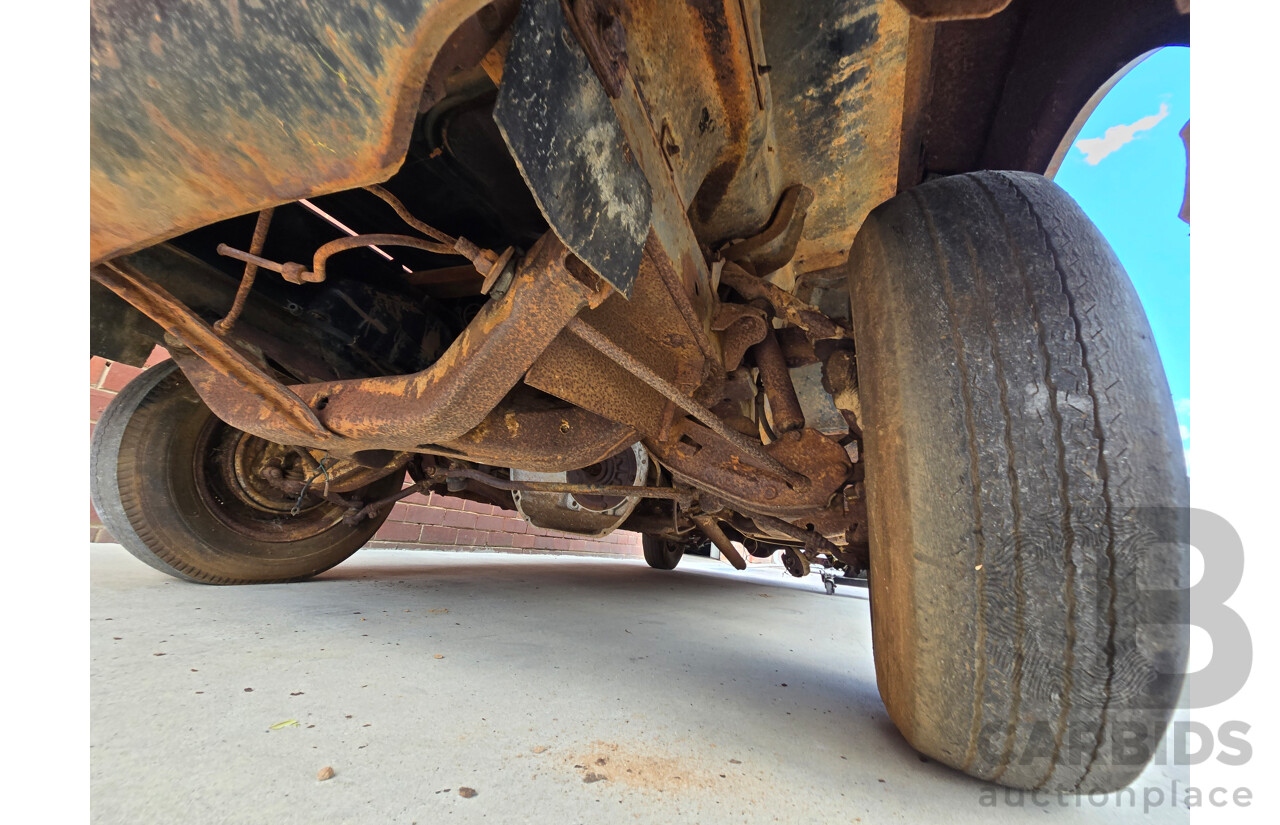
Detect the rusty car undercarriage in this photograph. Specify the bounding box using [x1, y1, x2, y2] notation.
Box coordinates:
[90, 0, 1191, 793]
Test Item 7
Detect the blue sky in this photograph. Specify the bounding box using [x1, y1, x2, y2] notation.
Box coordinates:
[1054, 46, 1191, 472]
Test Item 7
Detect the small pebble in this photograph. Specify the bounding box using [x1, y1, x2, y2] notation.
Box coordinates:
[317, 766, 335, 781]
[458, 787, 477, 798]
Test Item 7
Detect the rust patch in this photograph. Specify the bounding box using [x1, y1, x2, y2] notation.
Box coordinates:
[567, 741, 734, 793]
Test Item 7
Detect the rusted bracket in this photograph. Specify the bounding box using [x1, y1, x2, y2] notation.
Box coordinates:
[90, 261, 334, 445]
[649, 420, 850, 517]
[711, 303, 768, 371]
[719, 185, 815, 276]
[719, 261, 850, 341]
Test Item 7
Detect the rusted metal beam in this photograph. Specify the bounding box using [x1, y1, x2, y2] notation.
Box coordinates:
[751, 324, 805, 438]
[90, 261, 334, 445]
[691, 514, 747, 570]
[646, 232, 720, 367]
[290, 236, 598, 448]
[214, 208, 274, 335]
[106, 233, 601, 455]
[719, 262, 850, 340]
[564, 316, 803, 485]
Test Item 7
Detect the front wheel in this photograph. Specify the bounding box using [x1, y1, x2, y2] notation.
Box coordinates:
[849, 171, 1188, 793]
[90, 361, 404, 584]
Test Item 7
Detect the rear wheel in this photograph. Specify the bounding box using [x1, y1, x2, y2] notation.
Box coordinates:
[90, 361, 404, 584]
[849, 171, 1187, 792]
[642, 535, 684, 570]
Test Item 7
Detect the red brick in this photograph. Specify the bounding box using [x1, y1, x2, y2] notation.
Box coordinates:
[90, 389, 115, 423]
[485, 531, 515, 548]
[503, 518, 528, 534]
[475, 514, 507, 532]
[144, 345, 171, 367]
[374, 521, 422, 543]
[454, 528, 484, 547]
[102, 362, 143, 393]
[551, 538, 572, 551]
[419, 525, 458, 546]
[92, 526, 115, 543]
[430, 492, 465, 509]
[402, 491, 432, 506]
[90, 356, 108, 387]
[442, 509, 477, 529]
[462, 499, 493, 514]
[513, 533, 538, 549]
[391, 502, 435, 524]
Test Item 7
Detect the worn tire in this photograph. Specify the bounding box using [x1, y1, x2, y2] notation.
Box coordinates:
[642, 535, 684, 570]
[849, 171, 1187, 792]
[90, 361, 404, 584]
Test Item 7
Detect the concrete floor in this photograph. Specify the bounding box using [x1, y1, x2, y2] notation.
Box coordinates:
[91, 545, 1189, 824]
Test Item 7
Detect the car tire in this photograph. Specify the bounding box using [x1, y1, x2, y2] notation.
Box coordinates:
[90, 361, 404, 584]
[642, 535, 684, 570]
[848, 171, 1188, 792]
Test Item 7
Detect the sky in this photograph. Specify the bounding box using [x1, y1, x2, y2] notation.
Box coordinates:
[1054, 46, 1191, 473]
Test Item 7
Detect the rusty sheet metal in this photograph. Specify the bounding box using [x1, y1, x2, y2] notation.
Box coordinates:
[648, 420, 850, 517]
[564, 317, 802, 484]
[893, 0, 1011, 19]
[525, 237, 707, 437]
[91, 260, 334, 446]
[493, 0, 652, 295]
[90, 0, 488, 264]
[434, 400, 639, 473]
[759, 0, 909, 274]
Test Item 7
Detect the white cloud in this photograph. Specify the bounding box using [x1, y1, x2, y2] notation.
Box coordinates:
[1174, 398, 1190, 475]
[1075, 102, 1170, 165]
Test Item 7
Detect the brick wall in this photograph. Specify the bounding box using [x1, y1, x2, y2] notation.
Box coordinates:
[89, 352, 643, 559]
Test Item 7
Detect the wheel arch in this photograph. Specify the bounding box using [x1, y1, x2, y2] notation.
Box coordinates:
[904, 0, 1189, 184]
